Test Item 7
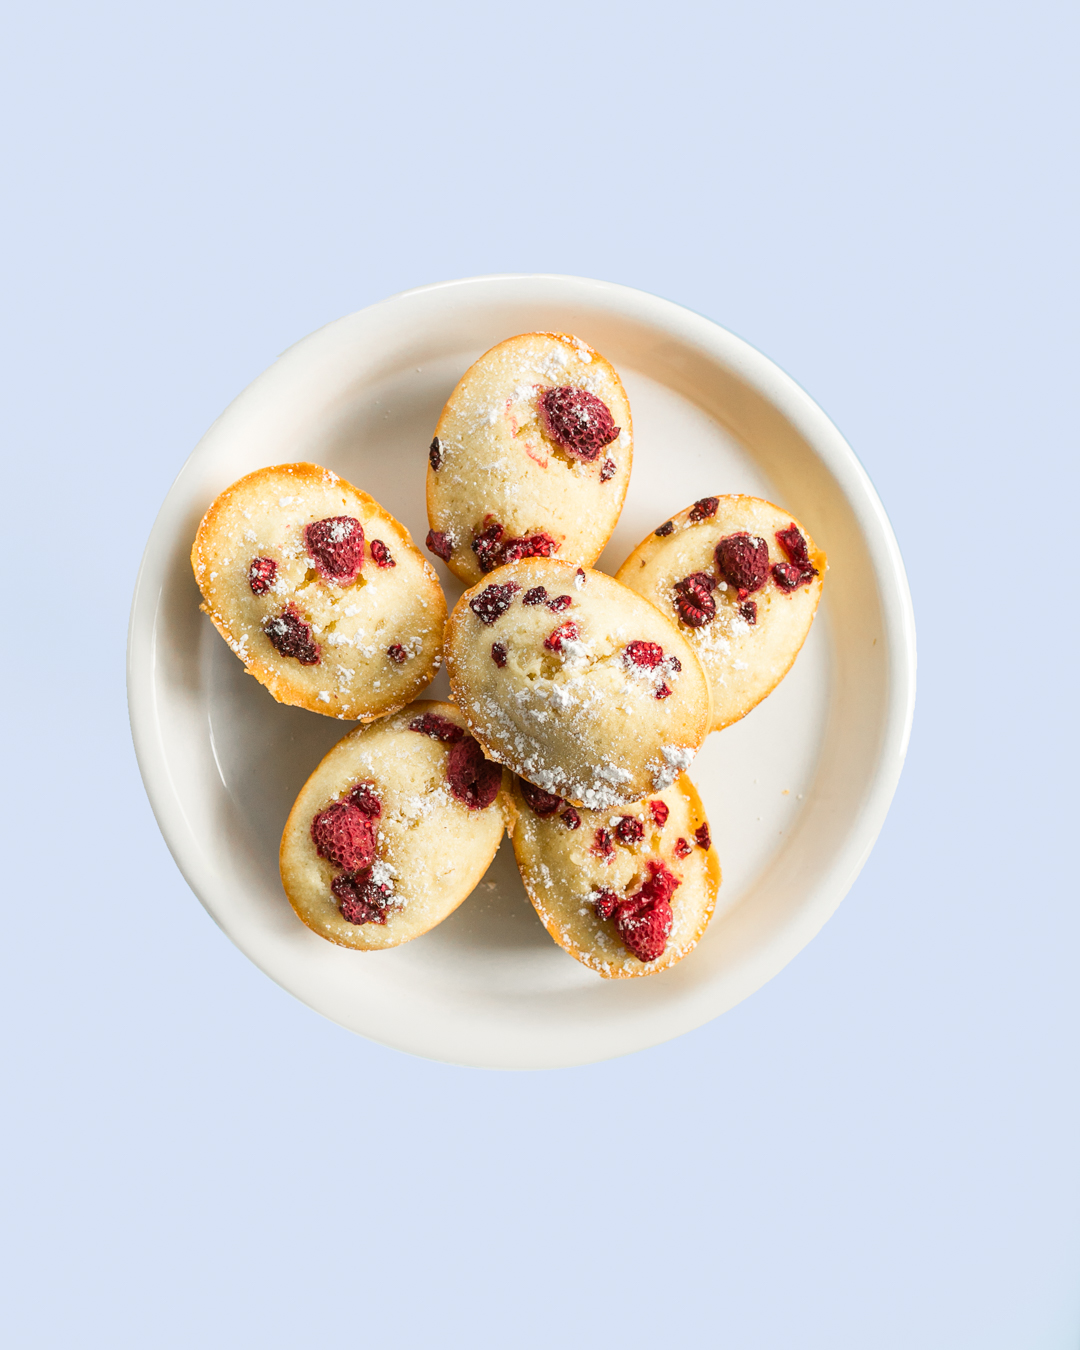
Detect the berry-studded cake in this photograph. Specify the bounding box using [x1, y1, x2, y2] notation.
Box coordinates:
[280, 701, 508, 950]
[192, 463, 446, 720]
[443, 559, 712, 809]
[425, 332, 633, 586]
[616, 495, 826, 731]
[508, 772, 719, 978]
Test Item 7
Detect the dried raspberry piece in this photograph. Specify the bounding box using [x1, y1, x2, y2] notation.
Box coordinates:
[655, 684, 672, 699]
[624, 641, 664, 668]
[674, 837, 692, 858]
[776, 523, 811, 568]
[523, 586, 548, 606]
[593, 828, 615, 862]
[520, 780, 563, 817]
[491, 641, 508, 668]
[738, 600, 758, 625]
[655, 521, 675, 537]
[668, 656, 682, 672]
[600, 457, 616, 482]
[772, 561, 817, 592]
[470, 582, 519, 625]
[409, 712, 465, 742]
[689, 496, 719, 523]
[544, 620, 581, 652]
[426, 529, 454, 562]
[348, 784, 382, 819]
[694, 823, 711, 850]
[311, 801, 377, 872]
[594, 890, 619, 921]
[304, 517, 365, 584]
[538, 386, 620, 462]
[673, 573, 717, 628]
[264, 606, 321, 665]
[471, 521, 504, 574]
[429, 437, 442, 470]
[370, 539, 395, 568]
[616, 816, 644, 845]
[447, 737, 502, 810]
[498, 532, 558, 567]
[387, 644, 407, 664]
[332, 871, 392, 926]
[612, 861, 680, 962]
[649, 800, 669, 828]
[771, 526, 818, 591]
[248, 557, 277, 595]
[547, 594, 572, 613]
[715, 533, 769, 594]
[575, 568, 586, 588]
[560, 807, 581, 830]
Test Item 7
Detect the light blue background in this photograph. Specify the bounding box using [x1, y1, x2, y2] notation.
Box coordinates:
[3, 2, 1077, 1345]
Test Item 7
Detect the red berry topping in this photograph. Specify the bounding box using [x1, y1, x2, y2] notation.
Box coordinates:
[655, 683, 672, 699]
[311, 801, 377, 872]
[387, 644, 407, 664]
[538, 386, 620, 462]
[593, 828, 615, 862]
[429, 437, 442, 470]
[544, 620, 581, 652]
[776, 522, 811, 567]
[715, 533, 769, 594]
[447, 737, 502, 810]
[594, 890, 619, 921]
[248, 557, 277, 595]
[499, 532, 558, 567]
[472, 524, 559, 574]
[738, 600, 758, 625]
[304, 517, 365, 584]
[616, 816, 644, 845]
[332, 871, 392, 926]
[772, 562, 812, 591]
[694, 823, 711, 850]
[612, 860, 680, 962]
[348, 784, 382, 818]
[547, 594, 572, 613]
[409, 712, 465, 742]
[674, 837, 692, 858]
[624, 640, 664, 668]
[655, 521, 675, 537]
[426, 529, 454, 562]
[370, 539, 395, 568]
[471, 521, 504, 573]
[523, 586, 548, 605]
[649, 800, 669, 827]
[772, 524, 819, 591]
[470, 582, 519, 625]
[560, 807, 581, 830]
[600, 457, 616, 482]
[491, 641, 508, 667]
[673, 573, 717, 628]
[689, 496, 719, 522]
[520, 780, 563, 816]
[264, 606, 321, 665]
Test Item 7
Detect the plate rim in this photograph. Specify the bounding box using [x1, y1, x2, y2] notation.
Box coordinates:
[127, 272, 917, 1067]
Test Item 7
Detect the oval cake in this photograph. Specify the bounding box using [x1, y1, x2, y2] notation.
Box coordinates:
[192, 462, 446, 720]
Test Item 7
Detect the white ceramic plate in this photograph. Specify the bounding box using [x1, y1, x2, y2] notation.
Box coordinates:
[128, 274, 915, 1069]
